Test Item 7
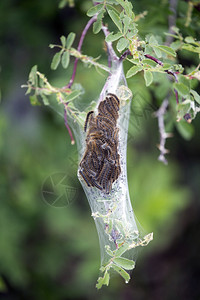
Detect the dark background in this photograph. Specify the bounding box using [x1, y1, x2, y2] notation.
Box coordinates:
[0, 0, 200, 299]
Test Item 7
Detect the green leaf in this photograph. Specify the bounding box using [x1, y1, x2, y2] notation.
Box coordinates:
[61, 51, 70, 68]
[149, 35, 159, 46]
[176, 121, 194, 140]
[93, 19, 102, 34]
[170, 40, 182, 51]
[126, 65, 142, 78]
[111, 263, 130, 283]
[171, 26, 180, 34]
[29, 94, 40, 106]
[116, 37, 129, 52]
[114, 242, 130, 257]
[49, 44, 56, 49]
[179, 75, 190, 89]
[87, 4, 104, 17]
[105, 245, 114, 257]
[105, 32, 123, 42]
[157, 45, 176, 57]
[65, 90, 81, 102]
[190, 90, 200, 104]
[142, 59, 157, 67]
[96, 270, 110, 289]
[116, 0, 134, 18]
[28, 65, 38, 85]
[123, 15, 131, 34]
[60, 35, 66, 47]
[182, 44, 200, 54]
[41, 94, 49, 105]
[107, 9, 122, 31]
[66, 32, 76, 49]
[173, 82, 190, 97]
[113, 257, 135, 270]
[152, 46, 162, 58]
[177, 100, 191, 119]
[51, 52, 61, 70]
[144, 70, 153, 86]
[185, 36, 195, 44]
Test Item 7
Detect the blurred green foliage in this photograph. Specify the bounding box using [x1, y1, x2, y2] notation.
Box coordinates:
[0, 0, 200, 299]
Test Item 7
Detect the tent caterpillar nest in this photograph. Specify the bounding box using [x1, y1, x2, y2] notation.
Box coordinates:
[79, 93, 121, 194]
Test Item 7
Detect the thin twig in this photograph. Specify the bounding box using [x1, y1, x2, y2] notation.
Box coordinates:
[66, 15, 97, 88]
[64, 106, 75, 145]
[119, 49, 131, 62]
[154, 98, 172, 165]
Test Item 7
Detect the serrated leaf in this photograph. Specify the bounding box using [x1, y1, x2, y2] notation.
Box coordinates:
[144, 70, 153, 86]
[126, 65, 142, 78]
[173, 82, 190, 97]
[60, 35, 66, 47]
[51, 52, 61, 70]
[190, 90, 200, 104]
[176, 121, 194, 140]
[116, 37, 129, 52]
[87, 4, 104, 17]
[157, 45, 176, 57]
[107, 9, 122, 31]
[105, 32, 123, 42]
[29, 95, 40, 106]
[111, 264, 130, 283]
[93, 19, 102, 34]
[66, 32, 75, 49]
[61, 51, 70, 68]
[113, 257, 135, 270]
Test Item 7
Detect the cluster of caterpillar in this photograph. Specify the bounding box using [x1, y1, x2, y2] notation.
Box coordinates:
[79, 93, 121, 194]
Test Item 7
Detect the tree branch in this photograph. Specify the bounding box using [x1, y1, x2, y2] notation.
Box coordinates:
[67, 15, 97, 88]
[154, 98, 172, 165]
